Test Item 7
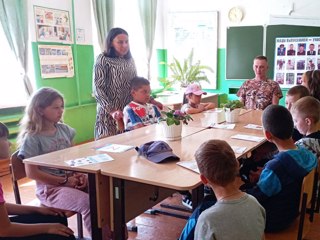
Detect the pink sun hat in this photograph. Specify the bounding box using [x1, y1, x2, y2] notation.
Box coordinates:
[185, 84, 207, 95]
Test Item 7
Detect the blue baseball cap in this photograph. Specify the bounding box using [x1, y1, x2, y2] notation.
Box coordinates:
[136, 141, 180, 163]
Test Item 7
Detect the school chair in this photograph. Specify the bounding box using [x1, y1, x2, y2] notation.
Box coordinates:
[264, 168, 318, 240]
[10, 150, 84, 239]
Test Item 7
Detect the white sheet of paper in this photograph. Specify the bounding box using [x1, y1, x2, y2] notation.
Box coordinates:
[231, 146, 247, 154]
[176, 161, 200, 174]
[210, 123, 235, 129]
[96, 143, 134, 153]
[244, 124, 263, 130]
[231, 134, 264, 142]
[65, 154, 114, 167]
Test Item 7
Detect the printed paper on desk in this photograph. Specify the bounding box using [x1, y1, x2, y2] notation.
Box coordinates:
[65, 154, 114, 167]
[231, 146, 247, 154]
[231, 134, 264, 142]
[244, 124, 263, 130]
[177, 161, 200, 174]
[210, 123, 235, 129]
[96, 143, 134, 153]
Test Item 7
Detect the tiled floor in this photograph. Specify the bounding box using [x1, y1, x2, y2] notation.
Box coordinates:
[2, 173, 320, 240]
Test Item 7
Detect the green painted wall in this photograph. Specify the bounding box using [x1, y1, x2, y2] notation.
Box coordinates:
[30, 42, 96, 143]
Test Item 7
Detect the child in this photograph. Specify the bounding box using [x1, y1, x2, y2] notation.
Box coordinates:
[0, 122, 75, 240]
[246, 105, 317, 232]
[291, 96, 320, 159]
[17, 87, 94, 236]
[181, 83, 215, 114]
[302, 70, 320, 101]
[180, 105, 317, 238]
[123, 77, 161, 131]
[285, 85, 309, 141]
[193, 140, 265, 240]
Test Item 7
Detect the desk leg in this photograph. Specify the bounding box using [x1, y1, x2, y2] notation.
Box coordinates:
[113, 177, 126, 240]
[192, 184, 204, 210]
[88, 173, 102, 240]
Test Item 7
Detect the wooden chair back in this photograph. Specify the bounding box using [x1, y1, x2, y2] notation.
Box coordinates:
[264, 168, 317, 240]
[9, 150, 84, 238]
[10, 150, 25, 204]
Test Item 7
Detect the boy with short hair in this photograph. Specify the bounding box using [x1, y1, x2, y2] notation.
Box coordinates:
[291, 96, 320, 158]
[285, 85, 309, 141]
[193, 140, 265, 240]
[123, 77, 161, 131]
[246, 105, 317, 232]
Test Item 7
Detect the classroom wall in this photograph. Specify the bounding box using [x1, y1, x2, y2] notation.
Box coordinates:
[2, 0, 320, 144]
[26, 0, 95, 144]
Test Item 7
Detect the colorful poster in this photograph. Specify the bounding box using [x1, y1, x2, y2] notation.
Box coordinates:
[34, 6, 72, 43]
[38, 45, 74, 78]
[274, 36, 320, 88]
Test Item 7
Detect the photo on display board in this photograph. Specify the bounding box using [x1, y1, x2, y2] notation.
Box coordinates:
[274, 36, 320, 88]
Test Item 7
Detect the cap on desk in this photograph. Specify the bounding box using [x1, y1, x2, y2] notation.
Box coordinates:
[136, 141, 180, 163]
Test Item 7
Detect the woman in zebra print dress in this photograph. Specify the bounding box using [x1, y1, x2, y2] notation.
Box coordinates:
[93, 28, 137, 139]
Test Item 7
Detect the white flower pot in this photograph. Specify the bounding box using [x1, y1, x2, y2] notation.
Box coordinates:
[161, 122, 182, 141]
[225, 108, 241, 123]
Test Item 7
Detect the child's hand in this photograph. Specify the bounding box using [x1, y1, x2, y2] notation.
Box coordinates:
[46, 223, 74, 237]
[198, 104, 205, 112]
[36, 206, 66, 217]
[111, 110, 123, 120]
[73, 173, 88, 190]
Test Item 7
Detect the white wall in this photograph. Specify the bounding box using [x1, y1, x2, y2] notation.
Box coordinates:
[27, 0, 92, 45]
[167, 0, 320, 48]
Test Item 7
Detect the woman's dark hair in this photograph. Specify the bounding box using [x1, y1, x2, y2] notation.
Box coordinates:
[104, 27, 132, 59]
[309, 70, 320, 101]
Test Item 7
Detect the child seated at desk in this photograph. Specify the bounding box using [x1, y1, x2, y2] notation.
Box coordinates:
[123, 77, 161, 131]
[291, 96, 320, 162]
[180, 105, 317, 238]
[0, 122, 75, 240]
[180, 139, 265, 240]
[181, 83, 215, 114]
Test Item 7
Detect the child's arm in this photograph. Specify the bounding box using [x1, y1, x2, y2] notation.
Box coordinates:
[202, 102, 215, 110]
[185, 104, 206, 114]
[25, 164, 81, 188]
[0, 203, 74, 237]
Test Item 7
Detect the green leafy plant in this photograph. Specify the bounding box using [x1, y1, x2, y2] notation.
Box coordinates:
[159, 108, 193, 126]
[168, 49, 213, 87]
[221, 100, 244, 111]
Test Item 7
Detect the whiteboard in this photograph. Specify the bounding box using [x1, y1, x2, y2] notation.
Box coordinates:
[167, 11, 218, 89]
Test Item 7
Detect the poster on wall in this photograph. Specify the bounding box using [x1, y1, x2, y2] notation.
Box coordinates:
[38, 45, 74, 79]
[34, 6, 72, 43]
[167, 11, 218, 89]
[274, 36, 320, 88]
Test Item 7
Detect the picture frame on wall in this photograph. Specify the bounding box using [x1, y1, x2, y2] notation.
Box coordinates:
[34, 5, 73, 44]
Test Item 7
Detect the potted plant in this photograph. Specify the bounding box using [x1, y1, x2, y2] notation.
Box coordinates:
[221, 100, 244, 123]
[158, 108, 193, 140]
[168, 49, 214, 88]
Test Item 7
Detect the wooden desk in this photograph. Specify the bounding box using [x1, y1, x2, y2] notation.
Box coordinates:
[156, 92, 218, 110]
[23, 110, 265, 240]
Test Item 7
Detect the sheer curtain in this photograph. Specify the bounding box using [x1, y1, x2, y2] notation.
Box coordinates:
[137, 0, 157, 80]
[0, 0, 32, 95]
[91, 0, 114, 52]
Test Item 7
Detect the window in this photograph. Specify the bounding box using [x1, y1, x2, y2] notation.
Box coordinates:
[0, 24, 28, 108]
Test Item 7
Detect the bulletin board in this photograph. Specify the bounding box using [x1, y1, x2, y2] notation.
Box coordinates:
[167, 11, 218, 89]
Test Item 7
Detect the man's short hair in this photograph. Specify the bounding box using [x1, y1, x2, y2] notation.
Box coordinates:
[291, 96, 320, 124]
[130, 77, 150, 91]
[254, 55, 268, 62]
[287, 85, 309, 98]
[195, 139, 238, 186]
[262, 105, 293, 140]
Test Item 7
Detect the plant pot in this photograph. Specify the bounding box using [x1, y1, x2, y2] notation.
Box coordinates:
[225, 108, 241, 123]
[161, 122, 182, 141]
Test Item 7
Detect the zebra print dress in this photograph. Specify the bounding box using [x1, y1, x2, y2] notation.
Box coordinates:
[93, 53, 137, 139]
